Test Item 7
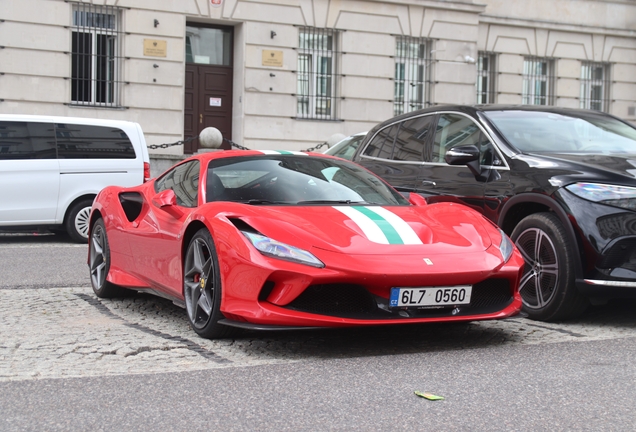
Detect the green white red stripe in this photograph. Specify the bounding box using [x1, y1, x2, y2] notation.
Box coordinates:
[333, 206, 422, 245]
[258, 150, 307, 155]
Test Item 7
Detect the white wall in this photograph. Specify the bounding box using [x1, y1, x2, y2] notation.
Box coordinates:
[1, 0, 634, 155]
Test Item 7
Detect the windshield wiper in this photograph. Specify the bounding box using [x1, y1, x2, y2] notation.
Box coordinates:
[296, 200, 376, 205]
[244, 199, 285, 205]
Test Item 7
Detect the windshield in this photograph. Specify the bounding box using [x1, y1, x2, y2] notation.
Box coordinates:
[484, 110, 636, 154]
[325, 134, 365, 160]
[206, 155, 409, 205]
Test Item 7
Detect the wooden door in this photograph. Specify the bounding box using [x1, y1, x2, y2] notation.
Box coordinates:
[184, 64, 233, 153]
[183, 25, 233, 154]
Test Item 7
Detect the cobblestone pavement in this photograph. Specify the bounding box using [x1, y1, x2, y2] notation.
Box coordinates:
[2, 234, 636, 383]
[2, 285, 636, 382]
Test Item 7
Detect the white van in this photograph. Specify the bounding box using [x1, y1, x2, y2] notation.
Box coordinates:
[0, 115, 150, 242]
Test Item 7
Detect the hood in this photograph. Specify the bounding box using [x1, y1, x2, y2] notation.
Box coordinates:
[233, 203, 494, 256]
[524, 152, 636, 186]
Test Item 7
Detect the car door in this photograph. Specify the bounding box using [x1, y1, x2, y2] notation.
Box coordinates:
[0, 121, 60, 224]
[128, 160, 201, 295]
[355, 114, 435, 195]
[55, 122, 140, 223]
[416, 112, 511, 221]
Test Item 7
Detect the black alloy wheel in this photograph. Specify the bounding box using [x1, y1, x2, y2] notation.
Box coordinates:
[89, 218, 127, 298]
[183, 228, 236, 339]
[511, 212, 588, 321]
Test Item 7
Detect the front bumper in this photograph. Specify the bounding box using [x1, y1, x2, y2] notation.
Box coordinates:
[557, 189, 636, 296]
[218, 244, 524, 328]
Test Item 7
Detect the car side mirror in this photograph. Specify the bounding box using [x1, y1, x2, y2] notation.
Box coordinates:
[408, 192, 428, 207]
[445, 144, 500, 183]
[444, 145, 480, 165]
[152, 189, 184, 218]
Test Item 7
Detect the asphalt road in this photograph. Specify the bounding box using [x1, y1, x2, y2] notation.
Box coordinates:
[1, 231, 636, 431]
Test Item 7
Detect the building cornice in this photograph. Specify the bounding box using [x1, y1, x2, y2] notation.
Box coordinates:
[366, 0, 487, 13]
[479, 14, 636, 38]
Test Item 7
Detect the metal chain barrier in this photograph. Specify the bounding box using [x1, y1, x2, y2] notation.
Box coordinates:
[225, 138, 251, 151]
[301, 142, 329, 152]
[148, 136, 251, 151]
[147, 136, 198, 150]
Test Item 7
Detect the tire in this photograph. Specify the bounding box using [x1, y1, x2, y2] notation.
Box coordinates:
[183, 228, 237, 339]
[89, 218, 128, 298]
[65, 198, 94, 243]
[511, 212, 588, 321]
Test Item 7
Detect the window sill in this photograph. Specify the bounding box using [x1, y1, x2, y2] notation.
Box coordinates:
[66, 103, 127, 110]
[291, 117, 344, 122]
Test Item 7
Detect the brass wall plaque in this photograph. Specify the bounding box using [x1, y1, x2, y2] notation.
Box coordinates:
[262, 50, 283, 67]
[144, 39, 167, 57]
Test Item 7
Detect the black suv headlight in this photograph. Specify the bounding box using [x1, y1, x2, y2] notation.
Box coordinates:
[565, 183, 636, 211]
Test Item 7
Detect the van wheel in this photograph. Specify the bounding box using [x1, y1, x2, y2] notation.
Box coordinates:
[511, 213, 588, 321]
[65, 199, 94, 243]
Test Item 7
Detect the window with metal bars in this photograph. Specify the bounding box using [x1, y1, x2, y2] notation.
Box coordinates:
[394, 36, 431, 116]
[522, 57, 555, 105]
[580, 62, 610, 112]
[296, 28, 339, 120]
[70, 3, 123, 107]
[476, 52, 497, 104]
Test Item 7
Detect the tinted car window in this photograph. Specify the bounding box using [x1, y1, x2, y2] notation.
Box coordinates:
[207, 155, 409, 205]
[393, 115, 434, 162]
[328, 135, 364, 160]
[155, 160, 200, 207]
[477, 132, 501, 167]
[431, 114, 482, 163]
[56, 123, 136, 159]
[363, 124, 398, 159]
[0, 121, 56, 160]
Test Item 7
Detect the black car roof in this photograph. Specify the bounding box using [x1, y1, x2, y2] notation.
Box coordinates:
[372, 104, 614, 127]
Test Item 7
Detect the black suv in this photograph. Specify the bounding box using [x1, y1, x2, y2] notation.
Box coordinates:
[351, 105, 636, 321]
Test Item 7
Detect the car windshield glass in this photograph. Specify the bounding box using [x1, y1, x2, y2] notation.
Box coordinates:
[484, 110, 636, 154]
[206, 155, 409, 205]
[325, 134, 365, 160]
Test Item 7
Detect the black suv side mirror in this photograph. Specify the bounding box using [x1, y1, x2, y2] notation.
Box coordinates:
[445, 144, 500, 183]
[444, 145, 480, 165]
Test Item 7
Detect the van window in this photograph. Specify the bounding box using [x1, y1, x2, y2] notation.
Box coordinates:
[56, 123, 136, 159]
[0, 121, 57, 160]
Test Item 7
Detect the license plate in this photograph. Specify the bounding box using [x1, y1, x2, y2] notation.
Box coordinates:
[390, 285, 472, 308]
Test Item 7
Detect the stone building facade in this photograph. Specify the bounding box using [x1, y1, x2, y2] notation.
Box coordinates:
[2, 0, 635, 163]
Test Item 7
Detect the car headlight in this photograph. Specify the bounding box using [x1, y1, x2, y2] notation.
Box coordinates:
[498, 229, 514, 263]
[565, 183, 636, 211]
[241, 231, 325, 268]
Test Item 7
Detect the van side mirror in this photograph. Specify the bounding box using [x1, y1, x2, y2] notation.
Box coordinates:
[444, 144, 500, 183]
[152, 189, 184, 218]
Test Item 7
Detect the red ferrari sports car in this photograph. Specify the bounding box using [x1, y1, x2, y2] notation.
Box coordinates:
[88, 150, 524, 339]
